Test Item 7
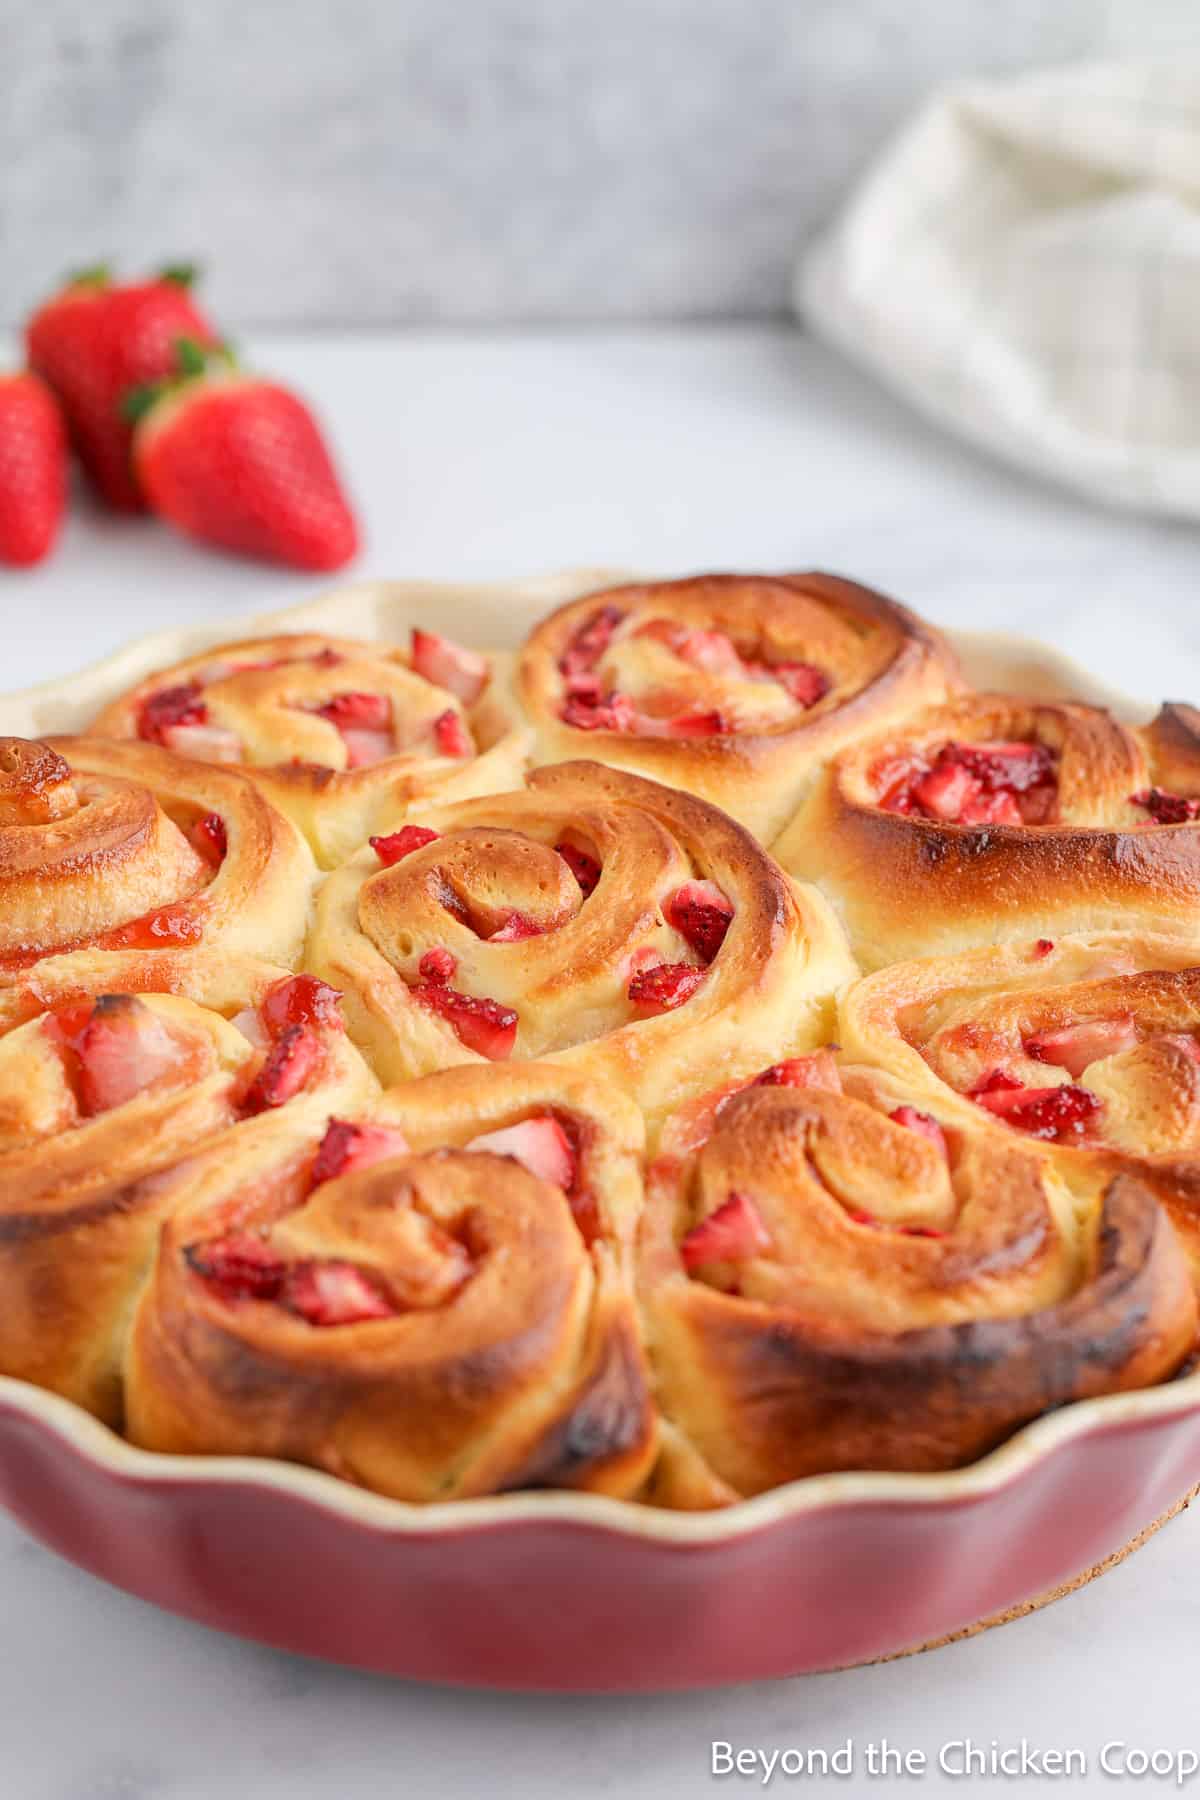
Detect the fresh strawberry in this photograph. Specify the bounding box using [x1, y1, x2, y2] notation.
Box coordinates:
[771, 661, 828, 707]
[0, 373, 67, 566]
[311, 1117, 412, 1185]
[556, 841, 601, 896]
[466, 1116, 576, 1189]
[411, 984, 518, 1058]
[128, 347, 358, 569]
[680, 1192, 771, 1270]
[1034, 939, 1055, 957]
[242, 1023, 322, 1113]
[433, 709, 472, 757]
[260, 974, 342, 1037]
[411, 629, 488, 704]
[753, 1051, 842, 1092]
[26, 266, 219, 511]
[283, 1261, 395, 1325]
[1025, 1015, 1138, 1078]
[627, 962, 705, 1014]
[889, 1106, 948, 1155]
[418, 946, 458, 984]
[48, 994, 190, 1115]
[186, 1232, 286, 1300]
[371, 825, 439, 866]
[1131, 787, 1200, 824]
[189, 812, 227, 863]
[664, 880, 733, 963]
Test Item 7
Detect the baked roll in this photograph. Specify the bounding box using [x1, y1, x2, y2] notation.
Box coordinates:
[0, 954, 376, 1423]
[126, 1062, 657, 1502]
[515, 572, 960, 842]
[88, 630, 530, 866]
[841, 928, 1200, 1283]
[775, 694, 1200, 966]
[0, 735, 312, 970]
[639, 1047, 1197, 1507]
[305, 759, 856, 1132]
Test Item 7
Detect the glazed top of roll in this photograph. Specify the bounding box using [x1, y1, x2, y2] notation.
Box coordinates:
[638, 1046, 1197, 1504]
[516, 573, 960, 842]
[87, 631, 530, 867]
[0, 735, 313, 969]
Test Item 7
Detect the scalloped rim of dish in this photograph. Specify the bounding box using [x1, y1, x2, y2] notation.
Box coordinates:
[0, 566, 1181, 1546]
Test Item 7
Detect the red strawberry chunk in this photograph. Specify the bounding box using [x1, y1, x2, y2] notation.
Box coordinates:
[889, 1106, 948, 1156]
[50, 994, 191, 1116]
[772, 661, 828, 707]
[627, 961, 705, 1014]
[411, 985, 518, 1058]
[664, 880, 733, 963]
[311, 1117, 412, 1185]
[186, 1232, 286, 1300]
[753, 1051, 843, 1092]
[433, 709, 472, 757]
[283, 1260, 396, 1325]
[665, 709, 727, 738]
[411, 629, 489, 704]
[676, 628, 743, 675]
[912, 761, 979, 820]
[971, 1073, 1100, 1141]
[242, 1023, 322, 1113]
[189, 812, 227, 863]
[138, 681, 208, 744]
[418, 946, 458, 984]
[951, 741, 1056, 794]
[1025, 1015, 1138, 1077]
[466, 1116, 576, 1189]
[562, 691, 637, 732]
[318, 691, 391, 732]
[489, 911, 544, 942]
[557, 841, 601, 896]
[260, 974, 342, 1036]
[1035, 938, 1055, 957]
[563, 670, 603, 703]
[959, 788, 1022, 826]
[1131, 787, 1200, 824]
[371, 825, 439, 865]
[559, 604, 625, 678]
[341, 727, 394, 769]
[161, 720, 242, 763]
[681, 1192, 771, 1270]
[879, 740, 1058, 824]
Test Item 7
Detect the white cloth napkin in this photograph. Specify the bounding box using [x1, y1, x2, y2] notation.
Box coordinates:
[798, 60, 1200, 518]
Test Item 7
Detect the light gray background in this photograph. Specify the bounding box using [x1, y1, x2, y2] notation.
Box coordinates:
[3, 0, 1199, 329]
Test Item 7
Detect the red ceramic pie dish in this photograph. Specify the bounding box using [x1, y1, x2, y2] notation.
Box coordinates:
[1, 579, 1194, 1691]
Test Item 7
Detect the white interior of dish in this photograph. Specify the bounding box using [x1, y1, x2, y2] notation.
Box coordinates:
[0, 567, 1184, 1544]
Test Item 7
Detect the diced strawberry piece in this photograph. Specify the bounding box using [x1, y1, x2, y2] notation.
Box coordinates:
[950, 741, 1055, 794]
[433, 709, 472, 757]
[561, 691, 637, 732]
[161, 720, 243, 763]
[100, 904, 204, 950]
[664, 879, 733, 963]
[969, 1070, 1026, 1110]
[563, 670, 603, 703]
[772, 661, 828, 707]
[557, 841, 601, 896]
[341, 728, 394, 768]
[186, 1232, 286, 1300]
[889, 1106, 948, 1156]
[680, 1192, 771, 1270]
[1035, 938, 1055, 957]
[411, 628, 489, 704]
[242, 1023, 322, 1113]
[318, 691, 392, 732]
[911, 761, 980, 821]
[665, 709, 727, 738]
[411, 985, 518, 1058]
[51, 994, 191, 1116]
[971, 1073, 1101, 1141]
[189, 811, 227, 863]
[137, 681, 207, 744]
[959, 788, 1022, 826]
[489, 912, 544, 942]
[676, 629, 743, 675]
[559, 604, 625, 677]
[466, 1116, 577, 1189]
[311, 1117, 412, 1186]
[1025, 1015, 1138, 1078]
[627, 962, 705, 1014]
[418, 946, 457, 984]
[283, 1260, 396, 1325]
[260, 974, 342, 1037]
[371, 825, 439, 865]
[1131, 787, 1200, 825]
[753, 1051, 843, 1092]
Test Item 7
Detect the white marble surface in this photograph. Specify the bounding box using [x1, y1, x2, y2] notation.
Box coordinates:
[4, 326, 1200, 1798]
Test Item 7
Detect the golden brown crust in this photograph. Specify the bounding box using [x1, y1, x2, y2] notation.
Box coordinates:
[517, 573, 960, 842]
[88, 633, 531, 867]
[126, 1063, 657, 1501]
[639, 1062, 1197, 1505]
[305, 759, 857, 1134]
[775, 694, 1200, 966]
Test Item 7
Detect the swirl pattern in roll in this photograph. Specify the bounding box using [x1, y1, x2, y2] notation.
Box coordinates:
[89, 631, 530, 865]
[126, 1062, 656, 1501]
[0, 735, 312, 970]
[841, 927, 1200, 1283]
[0, 953, 376, 1422]
[638, 1045, 1197, 1506]
[516, 573, 959, 842]
[305, 759, 857, 1131]
[775, 694, 1200, 965]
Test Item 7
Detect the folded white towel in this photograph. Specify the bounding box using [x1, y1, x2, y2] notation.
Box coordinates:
[798, 61, 1200, 518]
